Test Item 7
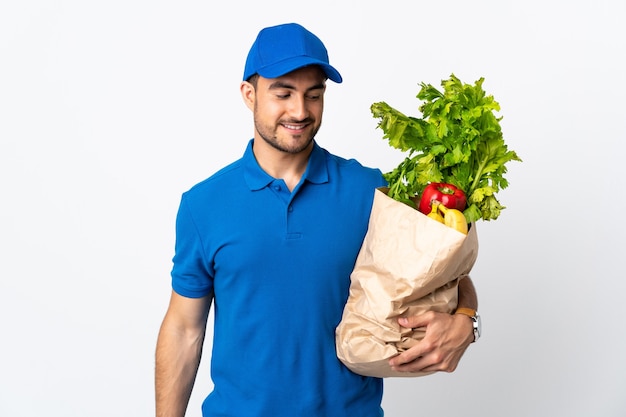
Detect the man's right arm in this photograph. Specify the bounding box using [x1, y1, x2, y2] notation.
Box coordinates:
[155, 290, 212, 417]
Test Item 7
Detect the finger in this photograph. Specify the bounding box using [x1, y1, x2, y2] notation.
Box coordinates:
[390, 352, 441, 373]
[390, 359, 426, 373]
[402, 362, 447, 374]
[390, 352, 451, 374]
[398, 313, 431, 329]
[388, 342, 431, 368]
[389, 351, 419, 368]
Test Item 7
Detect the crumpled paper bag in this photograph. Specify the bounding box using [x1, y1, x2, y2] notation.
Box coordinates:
[335, 188, 479, 378]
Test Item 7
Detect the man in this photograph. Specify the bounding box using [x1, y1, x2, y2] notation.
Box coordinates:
[155, 22, 479, 417]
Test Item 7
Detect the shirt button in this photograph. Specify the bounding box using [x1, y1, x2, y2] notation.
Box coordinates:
[273, 185, 281, 191]
[288, 205, 294, 212]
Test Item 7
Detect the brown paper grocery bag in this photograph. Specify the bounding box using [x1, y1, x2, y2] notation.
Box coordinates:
[335, 188, 479, 378]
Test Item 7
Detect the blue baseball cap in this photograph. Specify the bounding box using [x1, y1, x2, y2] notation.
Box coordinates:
[243, 23, 342, 83]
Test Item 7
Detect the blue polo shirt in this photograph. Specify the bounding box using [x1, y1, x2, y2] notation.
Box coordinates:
[171, 139, 387, 417]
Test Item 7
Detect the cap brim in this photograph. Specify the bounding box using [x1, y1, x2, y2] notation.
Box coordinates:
[256, 57, 342, 83]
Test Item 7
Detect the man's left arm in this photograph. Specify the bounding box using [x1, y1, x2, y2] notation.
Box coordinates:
[388, 275, 478, 373]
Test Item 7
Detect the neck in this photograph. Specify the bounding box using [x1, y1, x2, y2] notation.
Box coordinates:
[252, 139, 313, 191]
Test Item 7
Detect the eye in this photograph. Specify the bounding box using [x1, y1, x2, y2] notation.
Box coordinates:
[306, 91, 323, 100]
[274, 90, 291, 99]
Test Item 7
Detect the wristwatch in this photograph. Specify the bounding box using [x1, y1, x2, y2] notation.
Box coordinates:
[455, 307, 481, 342]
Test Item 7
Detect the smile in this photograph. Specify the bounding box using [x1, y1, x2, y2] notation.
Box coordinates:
[282, 123, 308, 131]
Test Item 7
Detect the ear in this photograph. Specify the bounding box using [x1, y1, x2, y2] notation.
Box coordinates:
[240, 81, 255, 111]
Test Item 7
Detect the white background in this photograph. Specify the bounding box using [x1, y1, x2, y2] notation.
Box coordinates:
[1, 1, 624, 416]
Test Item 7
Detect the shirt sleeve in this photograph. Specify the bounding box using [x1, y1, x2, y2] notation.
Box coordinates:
[170, 194, 214, 298]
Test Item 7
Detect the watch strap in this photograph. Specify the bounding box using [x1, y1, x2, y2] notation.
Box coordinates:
[454, 307, 480, 342]
[454, 307, 476, 317]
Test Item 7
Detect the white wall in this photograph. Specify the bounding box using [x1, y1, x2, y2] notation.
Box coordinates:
[1, 1, 624, 416]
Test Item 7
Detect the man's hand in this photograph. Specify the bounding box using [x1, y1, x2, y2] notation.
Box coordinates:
[388, 311, 474, 373]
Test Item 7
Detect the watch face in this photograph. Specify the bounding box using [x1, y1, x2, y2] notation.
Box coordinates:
[474, 314, 481, 341]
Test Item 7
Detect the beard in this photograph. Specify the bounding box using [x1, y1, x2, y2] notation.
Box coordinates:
[254, 120, 317, 154]
[253, 104, 321, 154]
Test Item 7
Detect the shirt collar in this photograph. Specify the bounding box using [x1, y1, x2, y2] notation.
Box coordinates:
[243, 139, 329, 191]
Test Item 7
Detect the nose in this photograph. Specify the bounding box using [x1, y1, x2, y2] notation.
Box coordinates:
[288, 95, 309, 120]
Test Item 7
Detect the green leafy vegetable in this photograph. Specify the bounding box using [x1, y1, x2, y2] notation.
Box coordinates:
[371, 74, 522, 222]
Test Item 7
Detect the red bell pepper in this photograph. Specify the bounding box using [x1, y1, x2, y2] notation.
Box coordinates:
[418, 182, 467, 215]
